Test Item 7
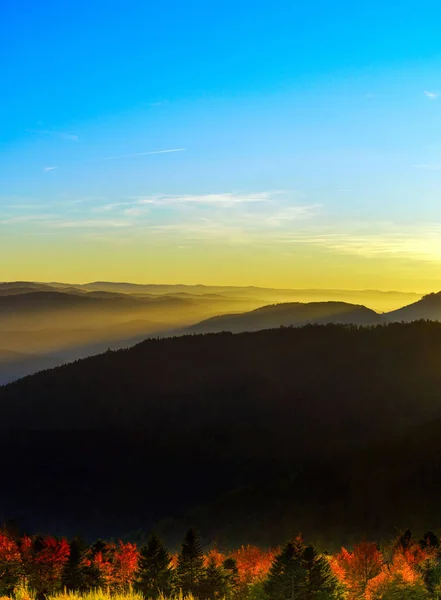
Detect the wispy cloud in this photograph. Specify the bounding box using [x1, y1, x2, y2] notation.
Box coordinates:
[27, 129, 79, 141]
[413, 163, 441, 171]
[92, 148, 186, 162]
[424, 91, 438, 100]
[44, 166, 57, 172]
[136, 191, 283, 207]
[44, 148, 186, 171]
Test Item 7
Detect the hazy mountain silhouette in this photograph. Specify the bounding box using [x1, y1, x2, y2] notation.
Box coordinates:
[2, 322, 441, 546]
[385, 291, 441, 322]
[186, 301, 382, 334]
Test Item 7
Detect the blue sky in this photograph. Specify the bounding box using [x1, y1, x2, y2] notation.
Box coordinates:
[1, 0, 441, 289]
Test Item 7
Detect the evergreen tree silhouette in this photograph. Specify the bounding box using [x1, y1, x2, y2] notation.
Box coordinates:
[264, 538, 305, 600]
[302, 545, 343, 600]
[61, 537, 89, 591]
[135, 533, 173, 599]
[176, 528, 205, 597]
[223, 557, 239, 597]
[200, 555, 228, 599]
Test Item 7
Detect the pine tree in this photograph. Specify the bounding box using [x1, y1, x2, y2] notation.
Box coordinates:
[200, 555, 228, 599]
[61, 537, 89, 591]
[264, 538, 306, 600]
[176, 528, 205, 597]
[302, 545, 343, 600]
[135, 533, 173, 599]
[223, 557, 239, 598]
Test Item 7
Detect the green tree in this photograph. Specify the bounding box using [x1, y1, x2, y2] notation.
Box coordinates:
[264, 538, 306, 600]
[201, 555, 229, 599]
[135, 533, 173, 599]
[176, 528, 205, 597]
[223, 557, 240, 598]
[381, 575, 430, 600]
[61, 537, 89, 591]
[302, 545, 343, 600]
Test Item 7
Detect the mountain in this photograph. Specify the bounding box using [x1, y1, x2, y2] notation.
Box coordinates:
[0, 349, 62, 386]
[2, 321, 441, 546]
[186, 301, 382, 334]
[385, 292, 441, 322]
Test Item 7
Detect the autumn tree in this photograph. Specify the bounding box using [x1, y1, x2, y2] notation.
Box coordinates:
[176, 528, 205, 597]
[0, 530, 23, 595]
[135, 533, 173, 598]
[21, 535, 70, 596]
[231, 544, 276, 587]
[334, 541, 383, 599]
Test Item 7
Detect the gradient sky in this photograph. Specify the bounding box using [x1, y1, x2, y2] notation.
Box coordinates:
[1, 0, 441, 290]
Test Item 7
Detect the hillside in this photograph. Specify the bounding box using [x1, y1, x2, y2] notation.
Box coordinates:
[2, 322, 441, 544]
[186, 301, 382, 334]
[385, 291, 441, 322]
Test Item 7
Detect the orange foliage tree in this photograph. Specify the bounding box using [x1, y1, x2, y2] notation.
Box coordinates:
[88, 541, 139, 590]
[229, 544, 277, 587]
[333, 541, 383, 600]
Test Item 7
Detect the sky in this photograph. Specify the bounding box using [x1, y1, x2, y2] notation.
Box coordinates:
[1, 0, 441, 291]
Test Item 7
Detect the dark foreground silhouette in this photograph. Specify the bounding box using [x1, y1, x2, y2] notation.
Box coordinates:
[2, 322, 441, 547]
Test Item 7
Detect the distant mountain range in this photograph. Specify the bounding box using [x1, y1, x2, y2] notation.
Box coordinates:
[0, 282, 440, 385]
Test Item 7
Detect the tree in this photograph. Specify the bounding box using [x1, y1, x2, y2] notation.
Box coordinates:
[176, 528, 205, 597]
[231, 545, 276, 587]
[380, 574, 430, 600]
[302, 545, 343, 600]
[223, 557, 240, 598]
[264, 538, 305, 600]
[61, 537, 90, 591]
[21, 535, 70, 596]
[201, 555, 229, 599]
[334, 541, 383, 599]
[0, 530, 23, 595]
[135, 533, 173, 598]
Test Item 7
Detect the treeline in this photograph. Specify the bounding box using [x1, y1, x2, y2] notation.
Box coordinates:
[1, 528, 441, 599]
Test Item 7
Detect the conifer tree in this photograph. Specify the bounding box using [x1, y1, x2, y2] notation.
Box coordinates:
[201, 555, 228, 599]
[61, 537, 89, 591]
[302, 545, 343, 600]
[223, 557, 239, 598]
[264, 538, 305, 600]
[176, 528, 205, 597]
[135, 533, 173, 599]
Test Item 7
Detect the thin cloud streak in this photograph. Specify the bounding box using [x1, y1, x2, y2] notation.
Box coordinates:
[44, 148, 186, 171]
[27, 129, 79, 141]
[88, 148, 186, 162]
[424, 91, 438, 100]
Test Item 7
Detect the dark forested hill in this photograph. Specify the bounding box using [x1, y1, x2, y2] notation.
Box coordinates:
[2, 322, 441, 546]
[186, 301, 382, 334]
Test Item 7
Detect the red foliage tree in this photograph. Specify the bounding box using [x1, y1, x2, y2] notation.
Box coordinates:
[20, 535, 70, 595]
[0, 531, 23, 595]
[88, 541, 139, 590]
